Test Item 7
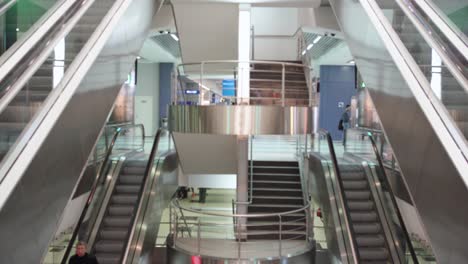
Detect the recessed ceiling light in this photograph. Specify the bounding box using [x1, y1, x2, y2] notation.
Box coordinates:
[302, 50, 306, 55]
[306, 44, 313, 50]
[348, 60, 355, 64]
[170, 33, 179, 41]
[136, 56, 141, 60]
[313, 36, 322, 44]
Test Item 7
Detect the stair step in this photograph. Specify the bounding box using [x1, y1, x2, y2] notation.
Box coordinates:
[251, 213, 305, 222]
[252, 181, 301, 189]
[122, 166, 146, 174]
[119, 175, 144, 185]
[341, 171, 366, 180]
[251, 161, 298, 167]
[251, 196, 304, 205]
[95, 253, 121, 264]
[115, 185, 141, 194]
[250, 188, 302, 197]
[248, 204, 303, 213]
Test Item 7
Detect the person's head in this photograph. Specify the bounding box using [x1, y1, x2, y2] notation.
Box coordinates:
[75, 241, 87, 257]
[346, 104, 351, 111]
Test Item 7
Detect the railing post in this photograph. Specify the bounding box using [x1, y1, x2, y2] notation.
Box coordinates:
[197, 218, 201, 255]
[279, 215, 282, 258]
[237, 218, 241, 260]
[305, 134, 308, 155]
[309, 70, 313, 107]
[281, 64, 286, 107]
[249, 135, 253, 203]
[305, 208, 309, 242]
[199, 62, 204, 105]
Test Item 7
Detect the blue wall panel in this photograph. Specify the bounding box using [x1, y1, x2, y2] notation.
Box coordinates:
[159, 63, 173, 123]
[319, 65, 356, 140]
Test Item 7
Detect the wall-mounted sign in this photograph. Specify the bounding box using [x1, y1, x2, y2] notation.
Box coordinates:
[222, 79, 235, 97]
[185, 89, 200, 95]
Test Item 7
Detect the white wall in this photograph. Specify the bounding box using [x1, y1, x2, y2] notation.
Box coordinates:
[299, 7, 341, 33]
[135, 62, 160, 135]
[311, 42, 353, 75]
[251, 7, 299, 61]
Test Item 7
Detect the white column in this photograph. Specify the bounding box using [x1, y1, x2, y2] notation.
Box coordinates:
[237, 4, 251, 104]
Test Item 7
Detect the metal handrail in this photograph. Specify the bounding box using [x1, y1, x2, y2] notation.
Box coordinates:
[121, 128, 166, 263]
[175, 60, 313, 107]
[0, 0, 16, 16]
[365, 132, 420, 263]
[317, 129, 360, 263]
[60, 123, 145, 263]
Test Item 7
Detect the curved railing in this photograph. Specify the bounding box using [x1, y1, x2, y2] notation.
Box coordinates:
[61, 123, 145, 263]
[175, 60, 315, 107]
[169, 198, 312, 260]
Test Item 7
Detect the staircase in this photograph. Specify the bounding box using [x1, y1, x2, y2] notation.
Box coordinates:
[0, 1, 115, 161]
[339, 164, 392, 263]
[249, 62, 310, 106]
[93, 160, 147, 264]
[246, 160, 306, 240]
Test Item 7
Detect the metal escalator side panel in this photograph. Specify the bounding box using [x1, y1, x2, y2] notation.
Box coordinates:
[0, 0, 162, 263]
[328, 0, 468, 262]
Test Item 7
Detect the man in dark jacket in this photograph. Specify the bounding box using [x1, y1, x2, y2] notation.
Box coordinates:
[69, 241, 99, 264]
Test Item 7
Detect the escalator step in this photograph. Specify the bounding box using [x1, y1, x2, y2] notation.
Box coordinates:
[350, 212, 378, 222]
[348, 201, 374, 211]
[119, 175, 144, 185]
[115, 185, 141, 194]
[95, 253, 121, 264]
[353, 223, 381, 234]
[104, 217, 131, 228]
[111, 195, 138, 205]
[345, 191, 371, 200]
[340, 172, 365, 180]
[100, 228, 129, 240]
[108, 205, 134, 216]
[356, 235, 386, 247]
[122, 166, 146, 175]
[342, 180, 368, 190]
[95, 240, 125, 253]
[358, 247, 389, 261]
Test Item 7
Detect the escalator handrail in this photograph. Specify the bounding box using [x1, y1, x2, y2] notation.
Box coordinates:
[121, 128, 165, 263]
[412, 0, 468, 55]
[317, 129, 360, 263]
[60, 123, 145, 264]
[0, 0, 16, 16]
[366, 132, 420, 263]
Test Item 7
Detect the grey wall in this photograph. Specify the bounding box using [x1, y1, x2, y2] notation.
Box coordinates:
[159, 63, 173, 122]
[318, 65, 356, 139]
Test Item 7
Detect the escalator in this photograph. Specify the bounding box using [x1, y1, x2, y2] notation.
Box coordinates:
[56, 127, 178, 264]
[0, 0, 164, 262]
[328, 0, 468, 262]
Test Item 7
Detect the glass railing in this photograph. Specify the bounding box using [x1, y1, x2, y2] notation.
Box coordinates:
[344, 128, 434, 263]
[0, 0, 61, 57]
[42, 124, 145, 264]
[374, 0, 468, 141]
[0, 0, 116, 173]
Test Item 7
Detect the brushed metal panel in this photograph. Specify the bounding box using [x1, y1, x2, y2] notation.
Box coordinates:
[328, 0, 468, 262]
[169, 105, 313, 135]
[0, 0, 161, 263]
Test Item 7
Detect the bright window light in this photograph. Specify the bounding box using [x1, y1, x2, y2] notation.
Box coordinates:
[306, 44, 313, 50]
[238, 8, 251, 102]
[313, 36, 322, 44]
[302, 50, 307, 55]
[170, 33, 179, 41]
[348, 60, 355, 64]
[430, 49, 442, 99]
[53, 38, 65, 88]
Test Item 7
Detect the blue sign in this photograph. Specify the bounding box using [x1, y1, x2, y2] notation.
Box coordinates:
[185, 89, 200, 95]
[222, 79, 236, 97]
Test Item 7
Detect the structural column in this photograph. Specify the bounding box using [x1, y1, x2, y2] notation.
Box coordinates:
[236, 135, 249, 240]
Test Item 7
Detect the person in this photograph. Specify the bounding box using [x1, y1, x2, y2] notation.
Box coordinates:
[69, 241, 99, 264]
[341, 104, 351, 146]
[199, 188, 207, 203]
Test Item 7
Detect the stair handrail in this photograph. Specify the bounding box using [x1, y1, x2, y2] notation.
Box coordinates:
[60, 123, 145, 263]
[0, 0, 16, 16]
[175, 60, 313, 107]
[365, 131, 420, 263]
[317, 129, 360, 263]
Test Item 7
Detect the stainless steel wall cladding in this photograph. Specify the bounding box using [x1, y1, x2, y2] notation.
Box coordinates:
[169, 105, 313, 135]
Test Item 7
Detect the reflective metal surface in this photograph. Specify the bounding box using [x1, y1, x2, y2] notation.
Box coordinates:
[0, 0, 161, 262]
[169, 105, 313, 135]
[329, 0, 468, 262]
